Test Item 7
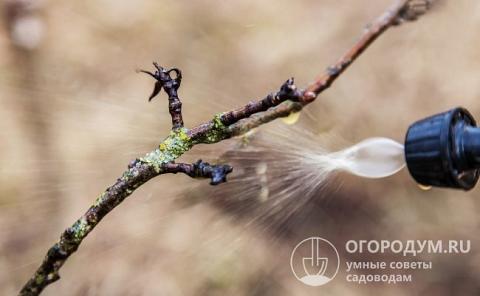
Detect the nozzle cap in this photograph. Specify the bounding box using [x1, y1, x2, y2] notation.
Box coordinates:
[404, 107, 479, 190]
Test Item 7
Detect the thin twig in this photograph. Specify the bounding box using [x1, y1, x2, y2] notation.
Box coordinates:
[141, 62, 184, 129]
[19, 0, 432, 295]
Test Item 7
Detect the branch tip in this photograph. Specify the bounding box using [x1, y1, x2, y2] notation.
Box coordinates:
[164, 160, 233, 185]
[395, 0, 436, 24]
[195, 159, 233, 185]
[142, 62, 185, 129]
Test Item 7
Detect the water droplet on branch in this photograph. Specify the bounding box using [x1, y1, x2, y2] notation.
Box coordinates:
[281, 112, 301, 125]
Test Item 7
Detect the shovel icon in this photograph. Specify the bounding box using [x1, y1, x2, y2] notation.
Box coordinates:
[302, 238, 328, 277]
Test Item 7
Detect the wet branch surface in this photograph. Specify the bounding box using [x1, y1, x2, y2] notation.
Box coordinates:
[19, 0, 432, 295]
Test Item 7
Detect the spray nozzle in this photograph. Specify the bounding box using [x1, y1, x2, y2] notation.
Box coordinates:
[405, 107, 480, 190]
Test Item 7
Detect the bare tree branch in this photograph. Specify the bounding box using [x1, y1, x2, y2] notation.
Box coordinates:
[19, 0, 434, 295]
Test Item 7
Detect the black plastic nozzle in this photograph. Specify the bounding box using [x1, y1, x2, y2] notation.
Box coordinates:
[405, 107, 480, 190]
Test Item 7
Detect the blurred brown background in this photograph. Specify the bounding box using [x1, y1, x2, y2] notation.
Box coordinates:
[1, 0, 480, 295]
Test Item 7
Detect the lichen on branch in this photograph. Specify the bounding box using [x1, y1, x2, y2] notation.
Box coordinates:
[140, 128, 193, 172]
